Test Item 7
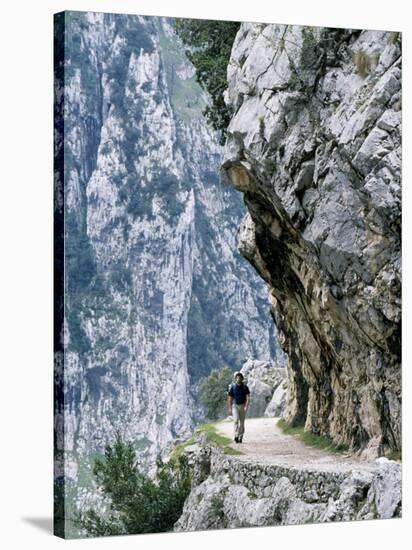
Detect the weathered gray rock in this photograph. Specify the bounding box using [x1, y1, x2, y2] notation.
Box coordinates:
[245, 378, 273, 417]
[174, 442, 401, 531]
[221, 23, 401, 456]
[56, 13, 282, 475]
[55, 13, 284, 537]
[264, 380, 288, 417]
[239, 358, 287, 417]
[371, 457, 402, 518]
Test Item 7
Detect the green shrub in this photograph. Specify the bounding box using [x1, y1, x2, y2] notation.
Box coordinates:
[300, 27, 318, 70]
[173, 19, 240, 143]
[210, 493, 227, 524]
[199, 366, 233, 420]
[73, 431, 192, 537]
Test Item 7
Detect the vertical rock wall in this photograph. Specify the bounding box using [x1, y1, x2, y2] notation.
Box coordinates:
[222, 24, 401, 455]
[55, 12, 282, 479]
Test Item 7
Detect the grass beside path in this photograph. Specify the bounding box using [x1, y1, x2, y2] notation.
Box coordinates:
[277, 418, 349, 454]
[196, 422, 243, 456]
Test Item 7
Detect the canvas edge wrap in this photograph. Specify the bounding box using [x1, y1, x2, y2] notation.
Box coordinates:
[53, 10, 66, 540]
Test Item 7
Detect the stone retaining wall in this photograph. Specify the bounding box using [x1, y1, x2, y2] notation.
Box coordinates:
[174, 441, 401, 531]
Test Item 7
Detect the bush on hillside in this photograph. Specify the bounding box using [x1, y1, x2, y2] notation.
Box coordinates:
[199, 366, 234, 420]
[73, 431, 192, 536]
[173, 19, 240, 143]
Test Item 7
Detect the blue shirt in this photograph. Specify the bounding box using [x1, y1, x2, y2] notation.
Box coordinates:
[228, 383, 250, 405]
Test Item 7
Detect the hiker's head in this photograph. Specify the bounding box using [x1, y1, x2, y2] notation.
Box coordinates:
[234, 372, 244, 384]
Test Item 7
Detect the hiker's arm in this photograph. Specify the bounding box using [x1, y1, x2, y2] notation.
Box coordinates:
[245, 394, 250, 411]
[227, 395, 233, 414]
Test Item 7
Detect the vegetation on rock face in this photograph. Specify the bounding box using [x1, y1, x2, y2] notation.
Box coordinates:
[199, 366, 233, 420]
[156, 19, 207, 124]
[353, 48, 372, 78]
[73, 431, 192, 536]
[210, 492, 228, 526]
[300, 27, 318, 71]
[173, 18, 241, 143]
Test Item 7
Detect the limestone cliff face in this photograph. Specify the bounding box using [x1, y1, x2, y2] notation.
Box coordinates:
[221, 24, 401, 455]
[54, 12, 282, 484]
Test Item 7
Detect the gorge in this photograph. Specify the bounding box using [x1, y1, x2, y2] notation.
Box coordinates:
[54, 13, 401, 538]
[54, 12, 285, 536]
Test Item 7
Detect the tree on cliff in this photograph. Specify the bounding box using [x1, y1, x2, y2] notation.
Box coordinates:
[199, 366, 233, 420]
[173, 18, 240, 143]
[73, 431, 192, 536]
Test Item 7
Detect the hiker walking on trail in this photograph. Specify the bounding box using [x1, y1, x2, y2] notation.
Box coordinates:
[227, 371, 250, 443]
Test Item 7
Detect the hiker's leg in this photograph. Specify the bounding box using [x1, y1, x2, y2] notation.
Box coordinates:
[238, 406, 246, 438]
[233, 405, 240, 438]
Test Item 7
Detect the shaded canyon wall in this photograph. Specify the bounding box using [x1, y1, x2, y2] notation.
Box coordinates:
[221, 24, 401, 456]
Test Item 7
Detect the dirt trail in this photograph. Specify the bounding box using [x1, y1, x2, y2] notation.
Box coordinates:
[215, 417, 380, 473]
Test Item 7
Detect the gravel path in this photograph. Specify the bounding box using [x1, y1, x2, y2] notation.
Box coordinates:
[215, 417, 380, 473]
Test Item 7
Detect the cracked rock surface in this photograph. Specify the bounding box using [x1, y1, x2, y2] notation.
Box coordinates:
[174, 420, 401, 530]
[221, 24, 401, 456]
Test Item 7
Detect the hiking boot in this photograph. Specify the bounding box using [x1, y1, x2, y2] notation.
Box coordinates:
[234, 436, 239, 443]
[238, 436, 243, 443]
